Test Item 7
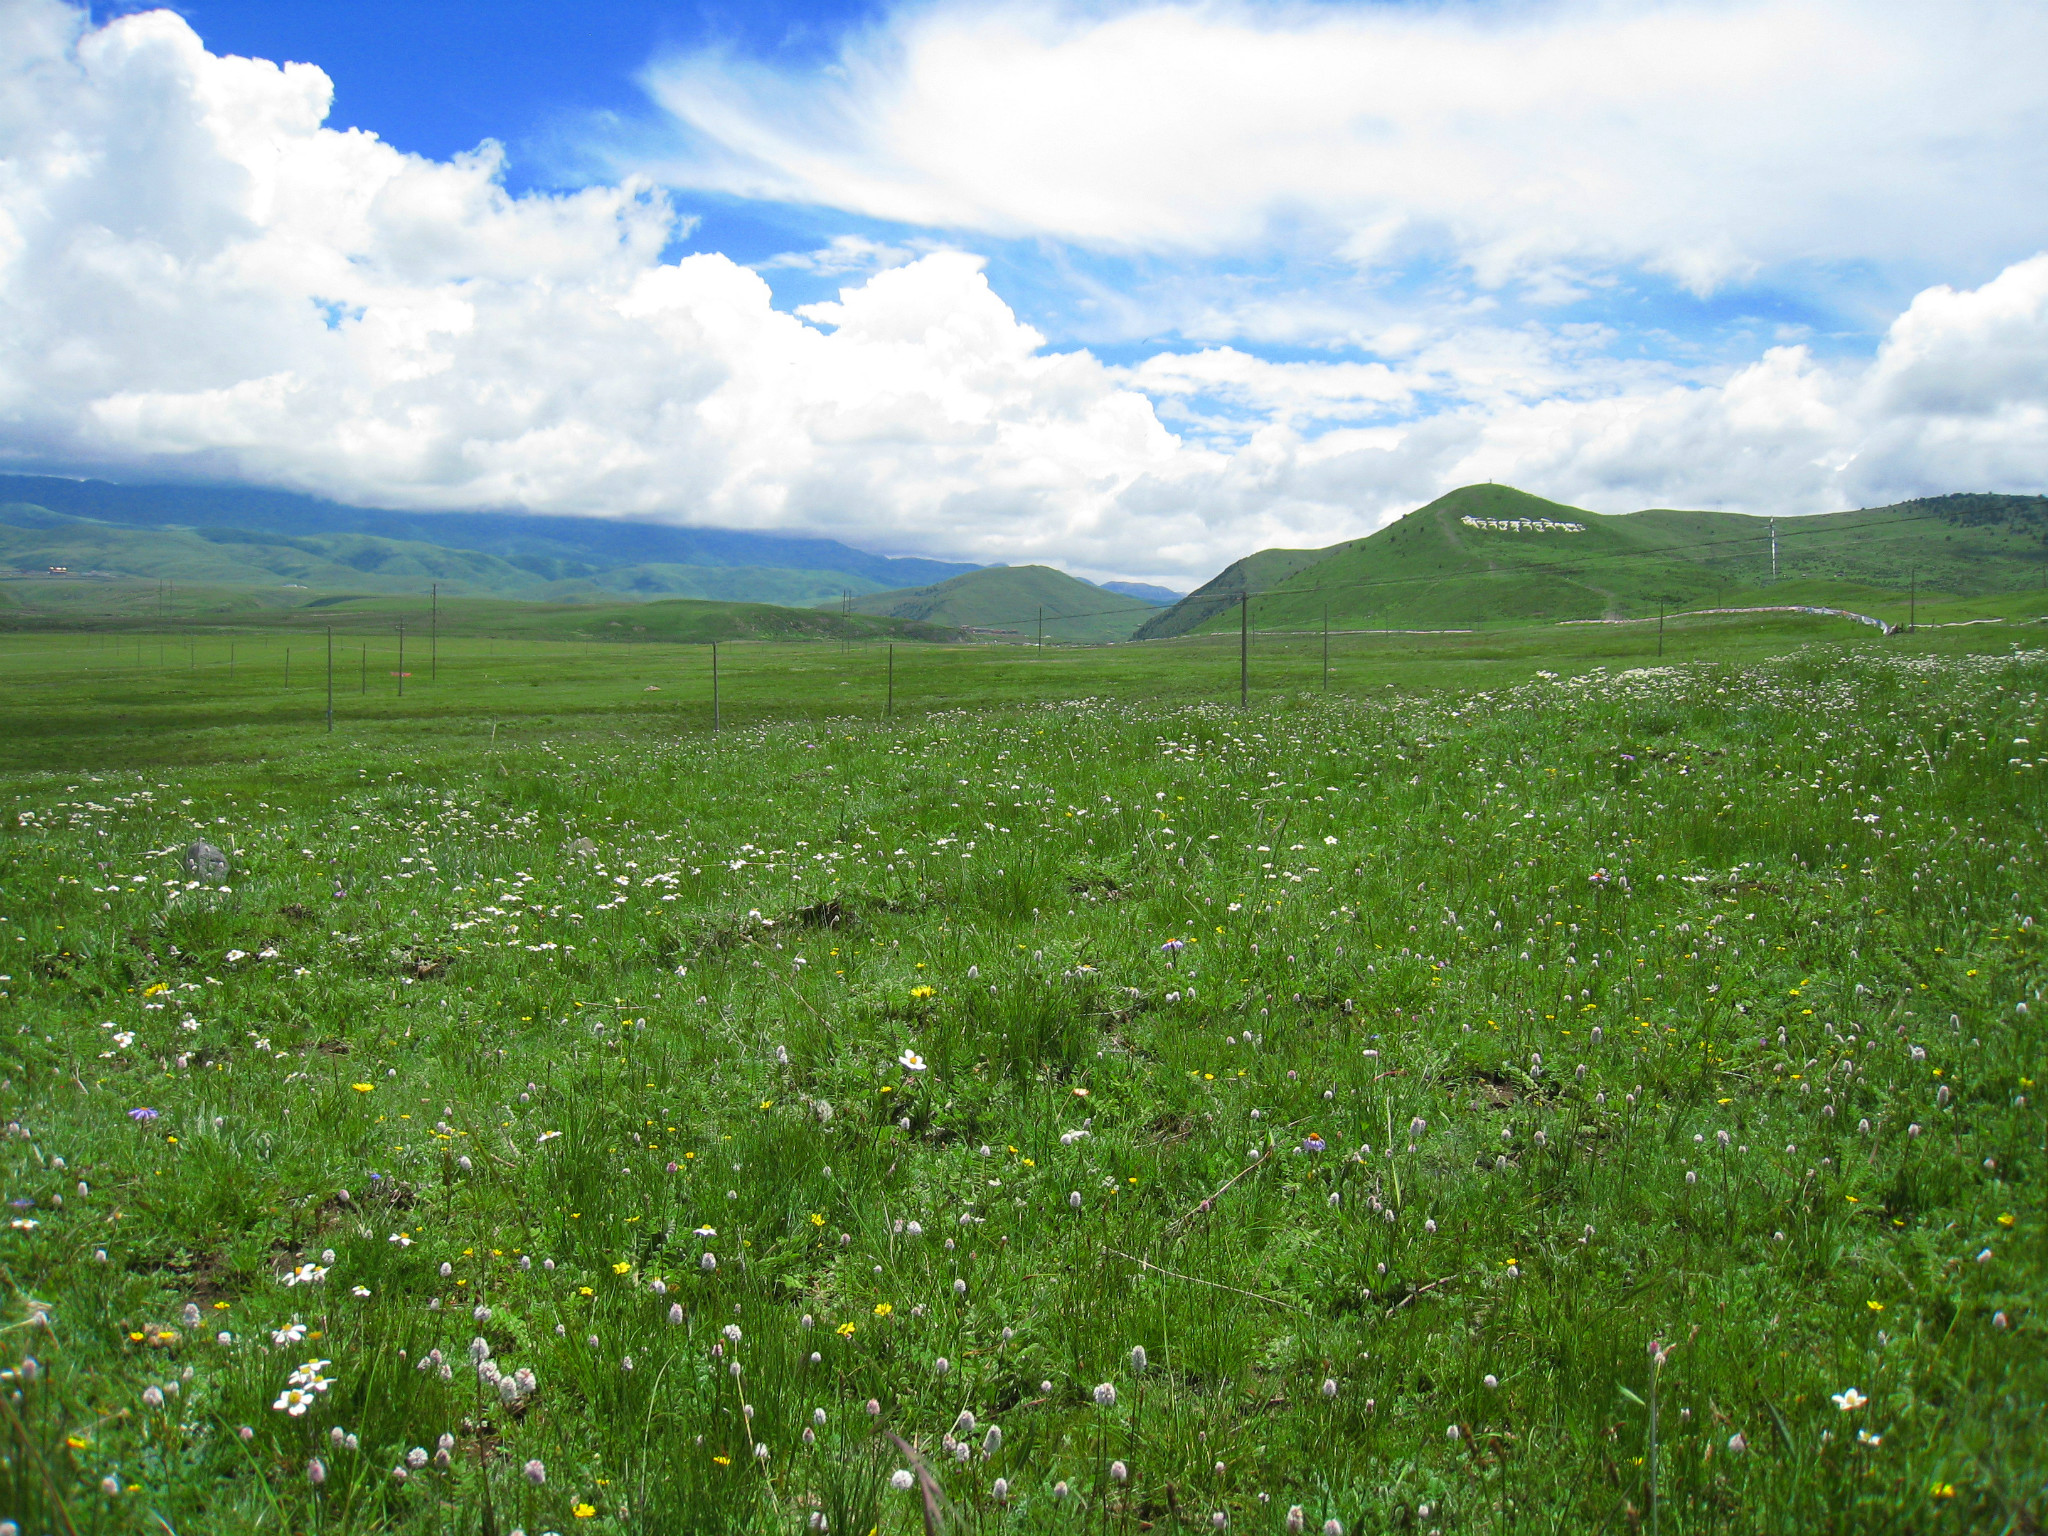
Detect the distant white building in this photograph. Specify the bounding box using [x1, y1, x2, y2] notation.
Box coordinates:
[1459, 516, 1585, 533]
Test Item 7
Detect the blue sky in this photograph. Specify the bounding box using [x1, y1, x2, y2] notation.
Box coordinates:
[12, 0, 2048, 578]
[123, 1, 884, 169]
[134, 0, 1935, 363]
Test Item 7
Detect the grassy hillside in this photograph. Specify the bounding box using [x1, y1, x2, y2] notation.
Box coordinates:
[1143, 485, 2048, 636]
[1131, 543, 1336, 639]
[833, 564, 1157, 642]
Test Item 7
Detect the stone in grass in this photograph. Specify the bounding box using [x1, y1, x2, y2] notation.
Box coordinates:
[563, 837, 600, 858]
[181, 840, 231, 880]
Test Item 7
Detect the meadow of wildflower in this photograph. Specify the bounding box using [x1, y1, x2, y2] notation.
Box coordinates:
[0, 623, 2042, 1534]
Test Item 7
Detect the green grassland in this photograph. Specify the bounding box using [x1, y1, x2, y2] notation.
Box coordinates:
[4, 603, 2041, 776]
[0, 608, 2042, 1534]
[831, 567, 1158, 645]
[1138, 487, 2048, 639]
[0, 583, 957, 651]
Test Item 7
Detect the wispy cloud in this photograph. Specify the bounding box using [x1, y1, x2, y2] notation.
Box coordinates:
[636, 0, 2048, 294]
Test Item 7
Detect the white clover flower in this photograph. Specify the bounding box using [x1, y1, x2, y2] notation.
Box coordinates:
[1093, 1382, 1117, 1408]
[890, 1469, 916, 1491]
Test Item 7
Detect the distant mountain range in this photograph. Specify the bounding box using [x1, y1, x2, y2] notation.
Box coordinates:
[6, 472, 2040, 641]
[0, 474, 977, 605]
[1136, 484, 2048, 638]
[1100, 581, 1184, 606]
[828, 564, 1161, 643]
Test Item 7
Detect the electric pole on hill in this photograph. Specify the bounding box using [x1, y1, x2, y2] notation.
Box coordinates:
[430, 583, 438, 682]
[1658, 604, 1665, 659]
[1239, 592, 1249, 708]
[711, 642, 720, 731]
[326, 626, 334, 734]
[1037, 606, 1043, 657]
[1322, 602, 1330, 693]
[1909, 571, 1916, 634]
[1770, 518, 1778, 582]
[396, 623, 405, 697]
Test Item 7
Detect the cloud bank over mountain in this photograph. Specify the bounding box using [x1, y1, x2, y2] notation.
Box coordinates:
[1, 0, 2044, 581]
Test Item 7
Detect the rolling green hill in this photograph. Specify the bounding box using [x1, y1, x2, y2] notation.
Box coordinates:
[1138, 485, 2048, 637]
[830, 564, 1157, 643]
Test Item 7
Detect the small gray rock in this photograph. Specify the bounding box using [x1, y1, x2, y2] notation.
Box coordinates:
[181, 840, 230, 880]
[563, 837, 599, 858]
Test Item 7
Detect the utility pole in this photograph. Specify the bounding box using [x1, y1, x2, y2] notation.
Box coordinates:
[1239, 592, 1249, 708]
[325, 626, 334, 734]
[1322, 602, 1330, 693]
[1909, 570, 1916, 634]
[711, 642, 720, 731]
[361, 643, 368, 695]
[886, 644, 895, 719]
[1657, 604, 1665, 658]
[1037, 606, 1043, 657]
[1770, 518, 1778, 582]
[397, 623, 405, 697]
[430, 583, 438, 682]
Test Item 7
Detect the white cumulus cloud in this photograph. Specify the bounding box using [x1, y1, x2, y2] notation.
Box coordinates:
[0, 1, 2045, 586]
